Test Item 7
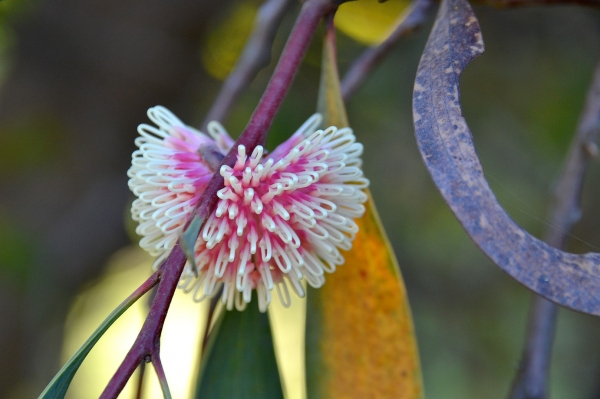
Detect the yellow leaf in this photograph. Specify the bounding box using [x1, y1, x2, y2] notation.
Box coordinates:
[306, 196, 423, 399]
[306, 14, 423, 399]
[335, 0, 411, 45]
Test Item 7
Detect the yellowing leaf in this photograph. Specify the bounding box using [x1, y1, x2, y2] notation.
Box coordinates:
[306, 196, 423, 399]
[335, 0, 411, 45]
[201, 1, 258, 80]
[305, 15, 423, 399]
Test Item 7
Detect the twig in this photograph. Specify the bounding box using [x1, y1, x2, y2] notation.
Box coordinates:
[508, 58, 600, 399]
[100, 245, 187, 399]
[341, 0, 436, 100]
[341, 0, 600, 103]
[508, 298, 558, 399]
[99, 1, 336, 397]
[134, 361, 145, 399]
[473, 0, 600, 8]
[152, 351, 172, 399]
[202, 0, 295, 130]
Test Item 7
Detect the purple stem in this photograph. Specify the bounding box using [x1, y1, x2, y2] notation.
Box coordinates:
[100, 1, 335, 397]
[100, 245, 187, 399]
[201, 0, 295, 130]
[186, 0, 336, 228]
[129, 271, 161, 302]
[226, 0, 337, 152]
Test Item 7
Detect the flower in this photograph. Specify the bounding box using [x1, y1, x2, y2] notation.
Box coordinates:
[128, 106, 368, 311]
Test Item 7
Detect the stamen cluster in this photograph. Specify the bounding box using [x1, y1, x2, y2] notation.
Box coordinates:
[128, 106, 368, 311]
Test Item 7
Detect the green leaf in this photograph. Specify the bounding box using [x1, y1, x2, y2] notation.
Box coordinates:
[38, 282, 152, 399]
[305, 17, 423, 399]
[195, 299, 284, 399]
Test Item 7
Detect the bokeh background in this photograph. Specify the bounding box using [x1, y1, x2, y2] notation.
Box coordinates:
[0, 0, 600, 398]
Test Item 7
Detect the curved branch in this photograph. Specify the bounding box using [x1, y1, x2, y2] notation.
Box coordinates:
[412, 0, 600, 316]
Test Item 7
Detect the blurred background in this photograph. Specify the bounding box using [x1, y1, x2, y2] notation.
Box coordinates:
[0, 0, 599, 398]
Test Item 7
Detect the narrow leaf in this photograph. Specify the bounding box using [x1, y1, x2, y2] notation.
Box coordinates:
[38, 275, 156, 399]
[412, 0, 600, 316]
[195, 300, 284, 399]
[305, 17, 423, 399]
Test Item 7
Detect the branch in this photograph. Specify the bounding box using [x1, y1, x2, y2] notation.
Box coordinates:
[508, 58, 600, 399]
[473, 0, 600, 8]
[339, 0, 597, 103]
[152, 351, 172, 399]
[100, 245, 187, 399]
[134, 361, 146, 399]
[187, 0, 337, 228]
[341, 0, 436, 100]
[99, 1, 336, 397]
[413, 0, 600, 316]
[202, 0, 295, 130]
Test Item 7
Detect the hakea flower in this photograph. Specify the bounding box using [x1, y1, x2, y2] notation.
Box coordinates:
[128, 106, 368, 312]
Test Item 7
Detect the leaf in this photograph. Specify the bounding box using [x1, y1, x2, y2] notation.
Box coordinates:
[335, 0, 412, 45]
[412, 0, 600, 316]
[38, 278, 155, 399]
[306, 197, 424, 398]
[194, 299, 284, 399]
[305, 17, 423, 399]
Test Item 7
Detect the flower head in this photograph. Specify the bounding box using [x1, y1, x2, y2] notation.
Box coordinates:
[128, 106, 368, 311]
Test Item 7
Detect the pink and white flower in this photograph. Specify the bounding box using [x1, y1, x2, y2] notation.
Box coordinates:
[128, 106, 368, 311]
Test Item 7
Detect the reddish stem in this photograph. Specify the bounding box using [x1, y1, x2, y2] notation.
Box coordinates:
[236, 0, 336, 148]
[201, 0, 295, 130]
[100, 245, 187, 399]
[129, 271, 161, 302]
[187, 0, 336, 227]
[100, 1, 335, 397]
